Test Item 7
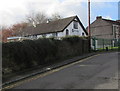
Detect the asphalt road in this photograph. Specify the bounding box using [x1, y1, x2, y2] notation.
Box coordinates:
[7, 52, 119, 89]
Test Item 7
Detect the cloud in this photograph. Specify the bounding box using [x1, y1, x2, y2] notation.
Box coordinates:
[0, 0, 118, 27]
[0, 0, 29, 26]
[0, 0, 87, 26]
[103, 16, 112, 20]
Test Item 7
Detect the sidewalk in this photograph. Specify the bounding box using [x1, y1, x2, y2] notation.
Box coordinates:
[3, 52, 97, 86]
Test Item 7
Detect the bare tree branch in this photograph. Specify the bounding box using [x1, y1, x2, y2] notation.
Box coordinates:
[26, 12, 47, 25]
[26, 11, 62, 26]
[51, 13, 62, 21]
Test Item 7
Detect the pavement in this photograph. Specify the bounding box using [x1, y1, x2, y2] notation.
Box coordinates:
[3, 51, 119, 90]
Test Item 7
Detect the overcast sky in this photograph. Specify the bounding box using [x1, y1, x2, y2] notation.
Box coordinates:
[0, 0, 119, 27]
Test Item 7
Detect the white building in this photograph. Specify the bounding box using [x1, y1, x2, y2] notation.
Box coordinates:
[8, 16, 88, 41]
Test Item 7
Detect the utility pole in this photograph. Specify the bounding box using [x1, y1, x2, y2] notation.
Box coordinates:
[88, 0, 91, 52]
[88, 0, 91, 37]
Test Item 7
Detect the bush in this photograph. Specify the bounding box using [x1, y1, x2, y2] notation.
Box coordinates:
[2, 36, 89, 75]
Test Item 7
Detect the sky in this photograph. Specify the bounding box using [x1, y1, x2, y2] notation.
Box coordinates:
[0, 0, 119, 27]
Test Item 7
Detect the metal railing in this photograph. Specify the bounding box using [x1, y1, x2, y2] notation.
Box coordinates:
[91, 37, 120, 51]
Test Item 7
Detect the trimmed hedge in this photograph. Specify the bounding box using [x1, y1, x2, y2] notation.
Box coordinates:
[2, 36, 89, 74]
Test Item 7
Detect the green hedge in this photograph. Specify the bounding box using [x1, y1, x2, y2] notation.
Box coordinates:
[2, 36, 89, 74]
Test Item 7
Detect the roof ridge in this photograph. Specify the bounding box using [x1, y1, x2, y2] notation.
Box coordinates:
[102, 18, 116, 22]
[102, 18, 120, 24]
[29, 15, 77, 27]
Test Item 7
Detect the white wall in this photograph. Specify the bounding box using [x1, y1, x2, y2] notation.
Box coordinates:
[63, 21, 86, 37]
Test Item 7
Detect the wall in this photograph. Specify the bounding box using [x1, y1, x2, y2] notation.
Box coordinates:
[64, 21, 86, 36]
[90, 19, 113, 39]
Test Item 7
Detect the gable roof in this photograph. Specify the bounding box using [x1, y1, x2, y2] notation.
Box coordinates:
[102, 19, 120, 25]
[16, 16, 88, 36]
[86, 17, 120, 29]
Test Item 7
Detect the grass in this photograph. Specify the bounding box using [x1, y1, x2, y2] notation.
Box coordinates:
[97, 46, 119, 50]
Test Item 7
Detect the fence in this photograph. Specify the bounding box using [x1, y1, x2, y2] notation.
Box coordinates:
[91, 37, 120, 51]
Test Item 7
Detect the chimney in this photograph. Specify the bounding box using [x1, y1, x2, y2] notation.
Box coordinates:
[96, 16, 102, 20]
[47, 19, 50, 23]
[32, 21, 36, 27]
[116, 20, 120, 22]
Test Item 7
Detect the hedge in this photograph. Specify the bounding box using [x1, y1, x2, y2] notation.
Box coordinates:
[2, 36, 90, 75]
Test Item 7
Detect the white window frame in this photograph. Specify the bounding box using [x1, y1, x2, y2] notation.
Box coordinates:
[73, 21, 78, 29]
[42, 34, 46, 38]
[66, 29, 69, 36]
[52, 33, 58, 37]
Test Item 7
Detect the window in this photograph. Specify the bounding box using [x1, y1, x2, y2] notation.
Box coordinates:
[42, 34, 46, 38]
[82, 32, 85, 36]
[112, 25, 117, 38]
[66, 29, 69, 36]
[73, 21, 78, 29]
[52, 33, 58, 37]
[112, 26, 116, 35]
[55, 33, 58, 37]
[33, 35, 37, 39]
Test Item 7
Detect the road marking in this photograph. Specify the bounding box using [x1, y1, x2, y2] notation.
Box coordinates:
[2, 54, 100, 90]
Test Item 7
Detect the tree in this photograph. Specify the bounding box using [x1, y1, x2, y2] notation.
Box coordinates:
[1, 23, 28, 42]
[26, 12, 48, 25]
[0, 25, 8, 42]
[11, 22, 28, 36]
[51, 13, 62, 21]
[2, 28, 12, 42]
[26, 12, 62, 25]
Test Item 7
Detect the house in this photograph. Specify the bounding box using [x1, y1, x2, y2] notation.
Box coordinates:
[87, 16, 120, 39]
[87, 16, 120, 50]
[8, 16, 88, 41]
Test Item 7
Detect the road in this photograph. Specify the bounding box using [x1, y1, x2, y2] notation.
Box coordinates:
[5, 52, 119, 89]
